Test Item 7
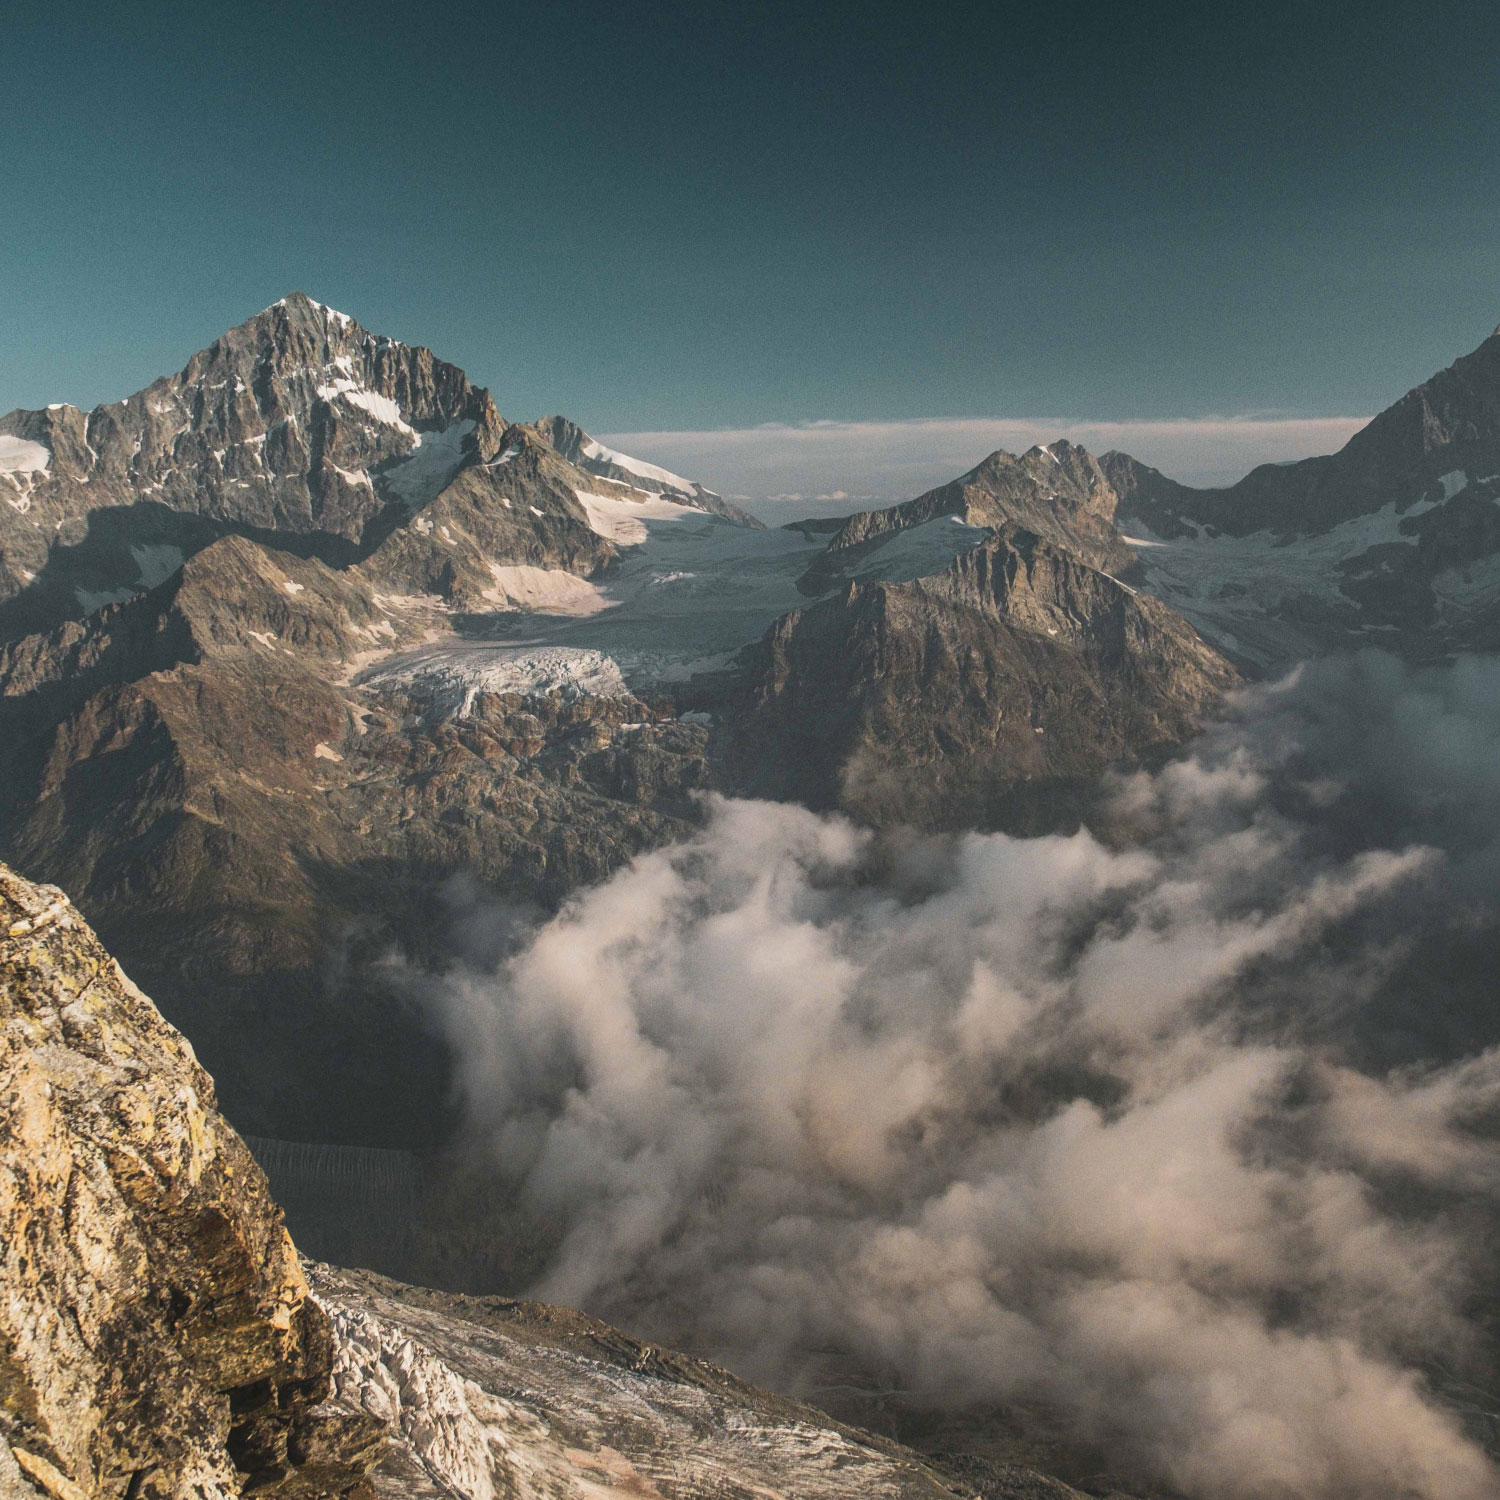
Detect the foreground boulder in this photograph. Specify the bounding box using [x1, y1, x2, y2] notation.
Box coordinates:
[0, 862, 384, 1500]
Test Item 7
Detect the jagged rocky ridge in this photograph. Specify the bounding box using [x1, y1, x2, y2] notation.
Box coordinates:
[0, 855, 1121, 1500]
[1100, 324, 1500, 669]
[0, 293, 653, 642]
[0, 861, 384, 1500]
[731, 525, 1237, 829]
[814, 440, 1137, 577]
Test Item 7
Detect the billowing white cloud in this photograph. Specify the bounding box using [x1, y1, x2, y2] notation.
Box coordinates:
[598, 415, 1371, 519]
[412, 653, 1500, 1500]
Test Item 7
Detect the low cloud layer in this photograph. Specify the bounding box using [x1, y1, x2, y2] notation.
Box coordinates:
[421, 653, 1500, 1499]
[598, 414, 1371, 519]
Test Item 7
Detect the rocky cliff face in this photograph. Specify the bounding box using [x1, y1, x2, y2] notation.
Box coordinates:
[730, 526, 1238, 829]
[0, 861, 384, 1500]
[817, 441, 1137, 578]
[1100, 324, 1500, 669]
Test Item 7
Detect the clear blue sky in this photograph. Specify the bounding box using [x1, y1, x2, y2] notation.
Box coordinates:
[4, 0, 1499, 432]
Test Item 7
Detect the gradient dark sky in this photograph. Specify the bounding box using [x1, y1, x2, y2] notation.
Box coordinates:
[5, 0, 1499, 431]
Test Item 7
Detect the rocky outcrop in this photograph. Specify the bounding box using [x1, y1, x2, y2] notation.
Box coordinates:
[817, 441, 1138, 578]
[730, 526, 1239, 829]
[309, 1265, 1108, 1500]
[0, 862, 385, 1500]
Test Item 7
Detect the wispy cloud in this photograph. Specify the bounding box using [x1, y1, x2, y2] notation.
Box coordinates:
[599, 415, 1371, 520]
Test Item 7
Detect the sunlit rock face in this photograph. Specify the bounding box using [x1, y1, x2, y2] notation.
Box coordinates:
[0, 861, 385, 1500]
[730, 525, 1239, 828]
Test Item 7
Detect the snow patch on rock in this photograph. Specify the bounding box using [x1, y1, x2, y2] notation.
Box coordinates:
[581, 438, 696, 495]
[384, 421, 476, 509]
[482, 566, 615, 616]
[315, 379, 414, 435]
[576, 489, 699, 545]
[0, 436, 50, 475]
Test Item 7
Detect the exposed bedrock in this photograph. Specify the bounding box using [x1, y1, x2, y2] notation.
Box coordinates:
[0, 861, 385, 1500]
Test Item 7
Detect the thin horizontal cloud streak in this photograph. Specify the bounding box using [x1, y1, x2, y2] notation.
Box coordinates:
[599, 415, 1372, 518]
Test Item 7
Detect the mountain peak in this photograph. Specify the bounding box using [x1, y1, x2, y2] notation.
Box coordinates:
[271, 290, 358, 326]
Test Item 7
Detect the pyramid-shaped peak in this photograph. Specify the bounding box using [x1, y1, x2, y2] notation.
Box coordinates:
[248, 292, 365, 338]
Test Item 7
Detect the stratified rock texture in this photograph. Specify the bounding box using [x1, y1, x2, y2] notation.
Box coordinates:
[731, 526, 1238, 829]
[310, 1265, 1100, 1500]
[0, 862, 385, 1500]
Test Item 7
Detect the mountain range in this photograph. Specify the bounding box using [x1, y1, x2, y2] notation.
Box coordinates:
[7, 296, 1500, 1500]
[5, 296, 1500, 1149]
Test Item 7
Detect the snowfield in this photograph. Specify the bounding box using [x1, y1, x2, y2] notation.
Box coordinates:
[362, 489, 999, 712]
[580, 437, 698, 495]
[383, 420, 475, 508]
[1123, 498, 1442, 669]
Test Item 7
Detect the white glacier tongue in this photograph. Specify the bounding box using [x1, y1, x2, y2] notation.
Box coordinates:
[357, 489, 997, 711]
[360, 644, 630, 716]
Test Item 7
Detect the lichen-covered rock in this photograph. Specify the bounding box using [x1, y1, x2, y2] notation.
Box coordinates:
[0, 863, 385, 1500]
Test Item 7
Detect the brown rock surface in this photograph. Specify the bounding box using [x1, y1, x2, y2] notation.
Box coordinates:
[0, 862, 385, 1500]
[817, 440, 1137, 577]
[730, 525, 1238, 829]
